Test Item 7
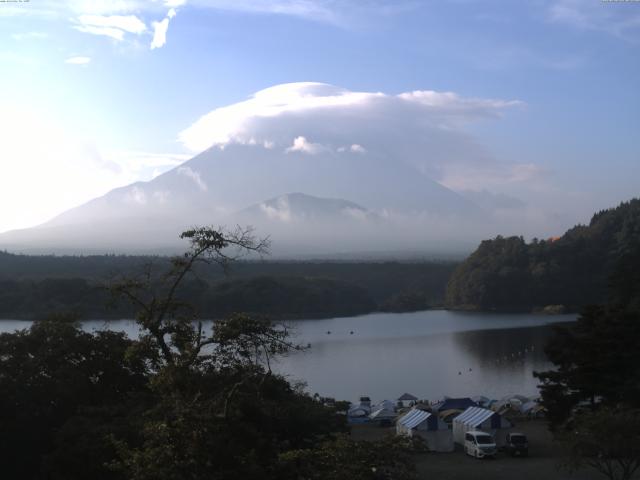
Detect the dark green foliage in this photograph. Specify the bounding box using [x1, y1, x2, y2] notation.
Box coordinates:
[0, 315, 149, 479]
[0, 255, 456, 319]
[277, 434, 426, 480]
[446, 198, 640, 311]
[561, 408, 640, 480]
[535, 306, 640, 426]
[534, 209, 640, 479]
[204, 275, 376, 317]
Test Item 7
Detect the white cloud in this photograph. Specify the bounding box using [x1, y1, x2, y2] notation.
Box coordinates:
[65, 56, 91, 65]
[150, 18, 170, 49]
[179, 82, 522, 153]
[72, 14, 146, 42]
[177, 166, 208, 191]
[178, 82, 530, 190]
[150, 8, 177, 49]
[74, 25, 126, 40]
[285, 136, 326, 155]
[125, 186, 147, 205]
[74, 14, 146, 41]
[259, 198, 292, 222]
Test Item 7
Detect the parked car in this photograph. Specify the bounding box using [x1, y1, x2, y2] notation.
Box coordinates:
[504, 433, 529, 457]
[464, 431, 497, 459]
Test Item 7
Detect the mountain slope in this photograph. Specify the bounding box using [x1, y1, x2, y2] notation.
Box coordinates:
[0, 143, 487, 255]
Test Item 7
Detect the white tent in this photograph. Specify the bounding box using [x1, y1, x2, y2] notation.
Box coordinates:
[369, 407, 397, 424]
[396, 409, 454, 452]
[375, 400, 396, 411]
[452, 406, 512, 447]
[396, 393, 418, 408]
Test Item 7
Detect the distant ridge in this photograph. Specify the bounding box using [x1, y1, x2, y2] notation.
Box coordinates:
[0, 143, 487, 256]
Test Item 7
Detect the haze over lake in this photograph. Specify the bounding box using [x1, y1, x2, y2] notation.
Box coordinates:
[1, 310, 572, 402]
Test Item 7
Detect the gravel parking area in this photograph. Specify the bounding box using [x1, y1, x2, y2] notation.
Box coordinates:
[351, 420, 636, 480]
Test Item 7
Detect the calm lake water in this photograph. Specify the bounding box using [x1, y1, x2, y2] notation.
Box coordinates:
[1, 310, 574, 404]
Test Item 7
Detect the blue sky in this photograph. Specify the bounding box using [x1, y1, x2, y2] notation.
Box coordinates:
[0, 0, 638, 233]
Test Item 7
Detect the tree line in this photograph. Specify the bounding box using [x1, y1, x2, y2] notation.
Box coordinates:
[446, 198, 640, 312]
[0, 252, 456, 319]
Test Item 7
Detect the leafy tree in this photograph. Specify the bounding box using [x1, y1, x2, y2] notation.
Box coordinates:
[534, 306, 640, 427]
[108, 227, 350, 480]
[0, 314, 149, 479]
[108, 226, 270, 369]
[561, 408, 640, 480]
[277, 434, 427, 480]
[446, 198, 640, 311]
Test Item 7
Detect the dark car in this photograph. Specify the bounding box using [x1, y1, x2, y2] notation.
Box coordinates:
[504, 433, 529, 457]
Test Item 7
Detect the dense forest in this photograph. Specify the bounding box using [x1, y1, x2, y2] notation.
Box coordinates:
[445, 198, 640, 312]
[0, 252, 455, 319]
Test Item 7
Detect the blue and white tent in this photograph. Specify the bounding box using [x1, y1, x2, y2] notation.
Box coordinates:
[452, 406, 512, 447]
[396, 409, 453, 452]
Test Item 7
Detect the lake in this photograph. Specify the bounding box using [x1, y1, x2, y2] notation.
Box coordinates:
[0, 310, 573, 404]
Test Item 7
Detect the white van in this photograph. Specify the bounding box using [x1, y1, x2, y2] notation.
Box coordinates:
[464, 431, 497, 458]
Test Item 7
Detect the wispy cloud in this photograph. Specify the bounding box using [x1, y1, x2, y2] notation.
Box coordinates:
[11, 31, 48, 41]
[177, 166, 208, 191]
[74, 14, 146, 41]
[65, 56, 91, 65]
[169, 0, 417, 27]
[547, 0, 640, 42]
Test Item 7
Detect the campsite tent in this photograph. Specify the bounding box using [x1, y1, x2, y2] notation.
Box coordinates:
[452, 406, 512, 447]
[396, 409, 454, 452]
[438, 408, 463, 425]
[375, 400, 396, 411]
[432, 397, 477, 413]
[520, 401, 546, 418]
[348, 399, 372, 424]
[369, 407, 397, 425]
[397, 393, 418, 408]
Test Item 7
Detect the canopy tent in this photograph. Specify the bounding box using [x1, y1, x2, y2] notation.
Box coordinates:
[491, 395, 531, 415]
[375, 400, 396, 411]
[438, 408, 463, 424]
[471, 396, 491, 408]
[396, 409, 454, 452]
[432, 397, 477, 413]
[347, 401, 372, 424]
[396, 393, 419, 408]
[520, 401, 546, 417]
[452, 406, 512, 447]
[369, 407, 397, 424]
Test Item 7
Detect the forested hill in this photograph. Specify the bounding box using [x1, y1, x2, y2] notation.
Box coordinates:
[445, 198, 640, 312]
[0, 253, 456, 319]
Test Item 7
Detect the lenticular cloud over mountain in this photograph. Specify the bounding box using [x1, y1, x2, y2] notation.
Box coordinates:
[179, 82, 527, 190]
[0, 82, 542, 256]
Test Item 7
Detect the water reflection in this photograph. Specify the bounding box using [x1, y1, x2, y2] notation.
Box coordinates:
[274, 312, 572, 402]
[0, 311, 572, 403]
